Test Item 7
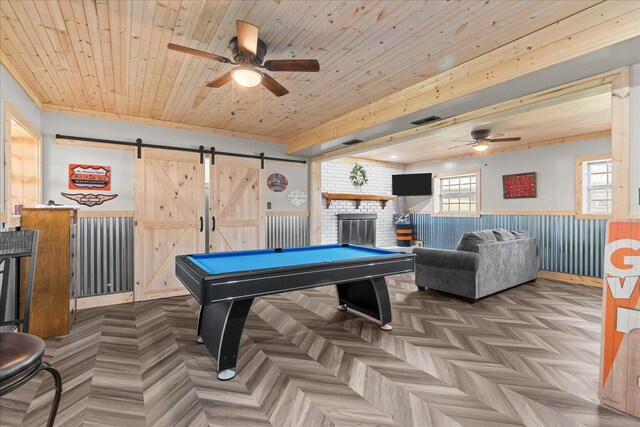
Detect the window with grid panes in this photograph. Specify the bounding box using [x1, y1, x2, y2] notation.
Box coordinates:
[438, 174, 477, 213]
[584, 159, 612, 214]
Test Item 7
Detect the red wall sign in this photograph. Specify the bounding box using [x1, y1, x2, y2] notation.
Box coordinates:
[69, 164, 111, 191]
[502, 172, 536, 199]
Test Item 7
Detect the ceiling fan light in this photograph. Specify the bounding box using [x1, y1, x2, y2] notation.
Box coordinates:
[472, 141, 489, 152]
[231, 67, 262, 87]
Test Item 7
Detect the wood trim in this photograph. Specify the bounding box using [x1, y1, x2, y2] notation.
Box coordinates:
[575, 153, 613, 219]
[539, 270, 602, 288]
[77, 210, 134, 218]
[481, 210, 576, 216]
[409, 210, 582, 216]
[309, 161, 322, 245]
[42, 104, 286, 144]
[611, 68, 631, 219]
[336, 157, 407, 170]
[289, 2, 638, 153]
[265, 211, 309, 217]
[56, 137, 135, 151]
[407, 131, 611, 167]
[77, 292, 134, 310]
[4, 102, 43, 228]
[0, 49, 42, 109]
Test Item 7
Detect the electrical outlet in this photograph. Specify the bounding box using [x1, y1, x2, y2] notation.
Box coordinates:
[267, 202, 272, 209]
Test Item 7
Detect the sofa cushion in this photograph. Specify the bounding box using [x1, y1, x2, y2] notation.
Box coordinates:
[456, 229, 497, 252]
[511, 230, 531, 239]
[493, 228, 515, 241]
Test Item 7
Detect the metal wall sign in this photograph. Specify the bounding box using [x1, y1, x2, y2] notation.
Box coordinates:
[61, 192, 118, 207]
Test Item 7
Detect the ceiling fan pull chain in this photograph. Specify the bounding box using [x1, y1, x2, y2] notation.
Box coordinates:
[259, 85, 263, 123]
[231, 79, 236, 116]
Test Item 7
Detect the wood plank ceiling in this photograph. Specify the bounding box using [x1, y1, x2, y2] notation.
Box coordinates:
[0, 1, 599, 142]
[357, 90, 611, 165]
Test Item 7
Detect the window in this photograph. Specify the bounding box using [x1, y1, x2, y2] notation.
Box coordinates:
[583, 159, 612, 215]
[576, 155, 612, 217]
[434, 171, 479, 215]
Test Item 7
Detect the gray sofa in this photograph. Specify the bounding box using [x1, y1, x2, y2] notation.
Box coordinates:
[413, 228, 538, 300]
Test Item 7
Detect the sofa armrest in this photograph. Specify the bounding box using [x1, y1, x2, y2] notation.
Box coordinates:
[412, 247, 480, 272]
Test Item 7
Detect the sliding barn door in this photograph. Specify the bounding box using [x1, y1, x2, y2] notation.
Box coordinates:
[134, 149, 205, 301]
[210, 156, 264, 252]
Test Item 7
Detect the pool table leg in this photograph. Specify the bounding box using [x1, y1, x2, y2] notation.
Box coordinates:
[199, 298, 254, 381]
[336, 277, 392, 331]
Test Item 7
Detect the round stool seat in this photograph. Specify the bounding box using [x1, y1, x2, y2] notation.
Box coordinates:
[0, 332, 46, 383]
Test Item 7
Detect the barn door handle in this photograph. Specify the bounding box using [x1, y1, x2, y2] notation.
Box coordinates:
[211, 216, 216, 232]
[199, 216, 203, 232]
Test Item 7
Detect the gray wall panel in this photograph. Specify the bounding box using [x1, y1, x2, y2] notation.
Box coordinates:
[411, 214, 606, 278]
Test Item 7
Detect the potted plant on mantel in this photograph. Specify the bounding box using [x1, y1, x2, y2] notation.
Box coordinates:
[350, 163, 368, 193]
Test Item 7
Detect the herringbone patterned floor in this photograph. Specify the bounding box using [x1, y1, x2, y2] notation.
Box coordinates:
[1, 275, 638, 426]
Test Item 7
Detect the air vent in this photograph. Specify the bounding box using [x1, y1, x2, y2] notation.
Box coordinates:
[410, 116, 442, 126]
[342, 139, 363, 146]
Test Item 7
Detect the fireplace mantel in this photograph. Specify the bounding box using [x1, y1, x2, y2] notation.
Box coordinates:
[321, 192, 396, 209]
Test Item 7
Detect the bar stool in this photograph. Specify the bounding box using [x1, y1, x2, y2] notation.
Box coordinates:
[0, 230, 62, 427]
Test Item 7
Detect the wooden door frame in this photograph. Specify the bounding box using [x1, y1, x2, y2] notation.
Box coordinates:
[133, 148, 205, 301]
[3, 102, 42, 227]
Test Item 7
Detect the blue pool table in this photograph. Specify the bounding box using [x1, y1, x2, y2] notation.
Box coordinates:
[175, 244, 415, 380]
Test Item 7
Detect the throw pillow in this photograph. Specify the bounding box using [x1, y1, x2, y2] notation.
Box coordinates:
[493, 228, 515, 241]
[456, 229, 498, 252]
[511, 230, 531, 239]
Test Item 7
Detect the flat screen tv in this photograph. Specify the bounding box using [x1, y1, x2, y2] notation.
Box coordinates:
[392, 173, 432, 196]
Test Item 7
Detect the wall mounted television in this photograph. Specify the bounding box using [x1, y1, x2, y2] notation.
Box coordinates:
[392, 173, 432, 196]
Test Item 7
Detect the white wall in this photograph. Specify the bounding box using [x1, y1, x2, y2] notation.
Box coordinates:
[404, 137, 611, 213]
[0, 64, 42, 213]
[321, 160, 405, 247]
[630, 63, 640, 217]
[40, 111, 308, 211]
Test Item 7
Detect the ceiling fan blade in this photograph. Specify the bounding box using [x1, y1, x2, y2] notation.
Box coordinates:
[261, 74, 289, 97]
[236, 20, 259, 56]
[487, 137, 522, 142]
[206, 72, 232, 88]
[263, 59, 320, 72]
[448, 142, 475, 149]
[167, 43, 231, 63]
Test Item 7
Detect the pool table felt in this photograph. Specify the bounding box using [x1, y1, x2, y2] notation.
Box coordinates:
[187, 245, 401, 275]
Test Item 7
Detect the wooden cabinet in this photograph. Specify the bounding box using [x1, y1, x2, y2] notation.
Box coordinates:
[20, 208, 78, 338]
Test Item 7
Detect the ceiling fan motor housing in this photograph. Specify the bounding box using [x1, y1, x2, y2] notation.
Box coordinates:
[228, 36, 268, 66]
[471, 129, 492, 140]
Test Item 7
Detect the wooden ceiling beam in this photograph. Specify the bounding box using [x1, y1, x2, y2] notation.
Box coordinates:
[309, 69, 619, 163]
[288, 2, 640, 154]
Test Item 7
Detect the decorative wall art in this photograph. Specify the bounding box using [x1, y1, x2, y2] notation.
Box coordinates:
[349, 163, 368, 189]
[288, 190, 307, 207]
[61, 192, 118, 207]
[267, 173, 288, 192]
[69, 164, 111, 190]
[502, 172, 536, 199]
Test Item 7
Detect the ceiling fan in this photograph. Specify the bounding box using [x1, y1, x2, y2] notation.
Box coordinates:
[450, 129, 522, 152]
[167, 20, 320, 97]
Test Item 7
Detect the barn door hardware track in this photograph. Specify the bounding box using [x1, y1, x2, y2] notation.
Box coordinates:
[56, 134, 306, 168]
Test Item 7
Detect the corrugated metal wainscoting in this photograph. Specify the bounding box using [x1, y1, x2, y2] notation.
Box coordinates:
[0, 226, 18, 331]
[411, 214, 607, 278]
[266, 215, 309, 249]
[79, 216, 134, 297]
